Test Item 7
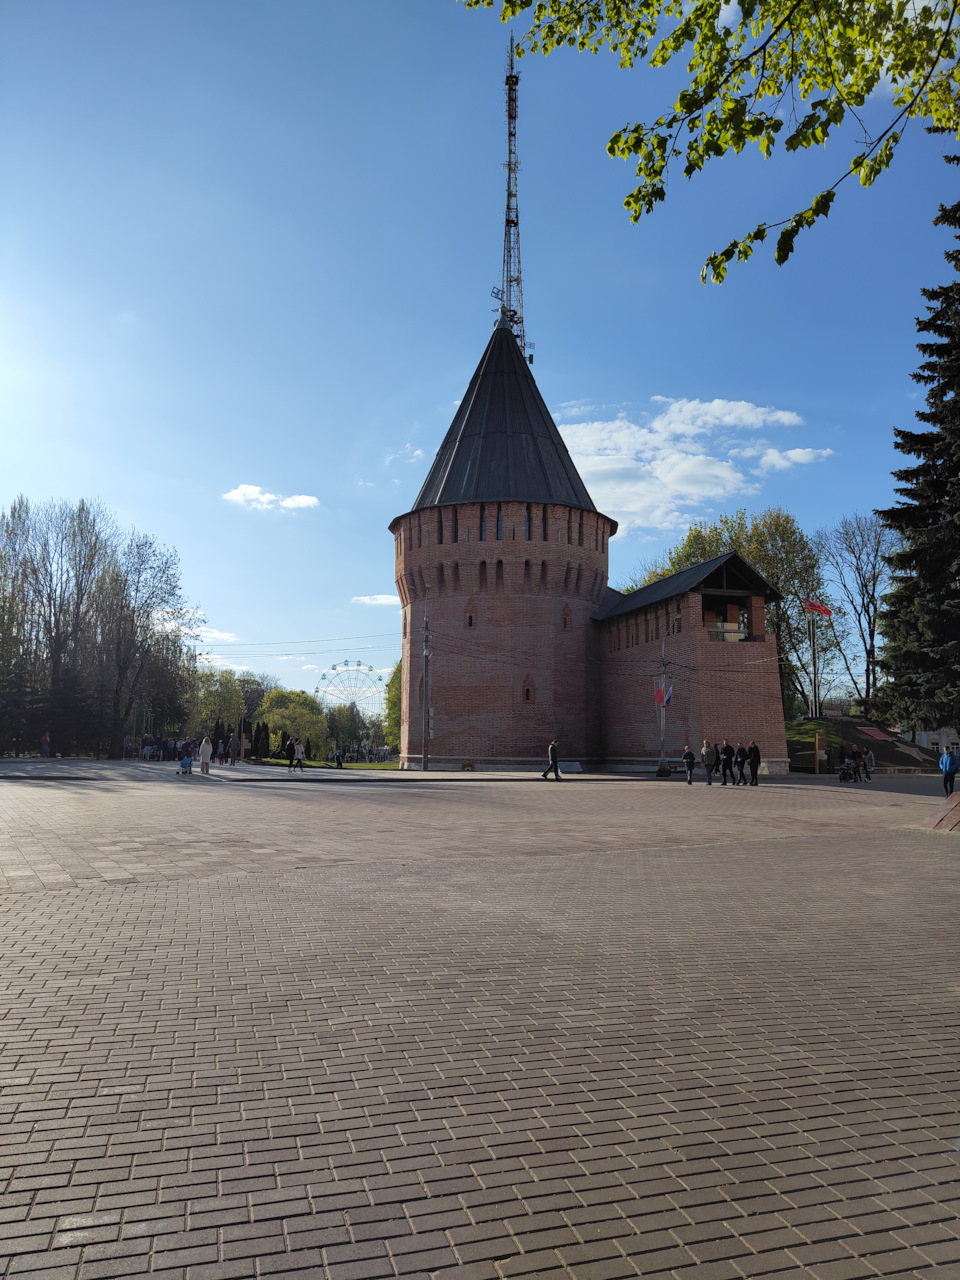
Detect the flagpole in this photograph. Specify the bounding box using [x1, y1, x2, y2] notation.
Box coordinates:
[804, 598, 831, 718]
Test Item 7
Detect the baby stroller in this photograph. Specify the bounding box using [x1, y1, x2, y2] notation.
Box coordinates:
[838, 759, 855, 782]
[176, 755, 193, 776]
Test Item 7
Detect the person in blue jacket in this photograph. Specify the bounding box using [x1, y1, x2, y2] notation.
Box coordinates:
[939, 746, 958, 797]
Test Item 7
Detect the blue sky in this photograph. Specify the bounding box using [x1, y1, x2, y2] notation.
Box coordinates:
[0, 0, 952, 688]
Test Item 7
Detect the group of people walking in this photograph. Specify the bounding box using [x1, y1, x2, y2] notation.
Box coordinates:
[683, 739, 762, 786]
[836, 744, 875, 782]
[177, 734, 242, 775]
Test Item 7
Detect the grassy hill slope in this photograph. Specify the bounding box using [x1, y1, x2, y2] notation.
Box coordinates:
[786, 716, 940, 773]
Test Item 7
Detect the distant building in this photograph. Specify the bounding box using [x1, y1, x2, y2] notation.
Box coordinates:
[915, 727, 960, 755]
[388, 321, 789, 773]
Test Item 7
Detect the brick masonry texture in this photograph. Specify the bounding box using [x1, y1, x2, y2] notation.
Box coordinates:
[389, 504, 788, 771]
[0, 764, 958, 1279]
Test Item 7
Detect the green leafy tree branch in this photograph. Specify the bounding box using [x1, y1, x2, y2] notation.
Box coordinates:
[465, 0, 960, 279]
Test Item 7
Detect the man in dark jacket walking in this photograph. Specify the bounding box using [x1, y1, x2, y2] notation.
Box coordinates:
[747, 741, 761, 786]
[734, 742, 748, 786]
[720, 739, 735, 785]
[682, 745, 696, 785]
[542, 739, 561, 781]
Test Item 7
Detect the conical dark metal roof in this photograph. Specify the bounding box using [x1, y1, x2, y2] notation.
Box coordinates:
[412, 321, 596, 511]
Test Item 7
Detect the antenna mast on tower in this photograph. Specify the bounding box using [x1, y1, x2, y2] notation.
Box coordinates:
[495, 36, 529, 360]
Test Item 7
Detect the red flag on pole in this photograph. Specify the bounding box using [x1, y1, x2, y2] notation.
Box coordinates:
[804, 598, 832, 617]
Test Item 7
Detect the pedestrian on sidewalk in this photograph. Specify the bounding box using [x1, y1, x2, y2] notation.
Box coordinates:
[747, 740, 761, 786]
[286, 737, 296, 771]
[292, 738, 305, 772]
[700, 739, 715, 784]
[720, 739, 735, 786]
[712, 743, 722, 777]
[217, 739, 225, 765]
[682, 745, 696, 785]
[198, 736, 213, 775]
[734, 742, 748, 786]
[939, 746, 958, 797]
[335, 748, 343, 768]
[228, 732, 240, 766]
[864, 748, 875, 781]
[40, 731, 51, 759]
[541, 738, 560, 781]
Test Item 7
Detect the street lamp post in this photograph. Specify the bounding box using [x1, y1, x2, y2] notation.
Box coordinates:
[655, 619, 680, 778]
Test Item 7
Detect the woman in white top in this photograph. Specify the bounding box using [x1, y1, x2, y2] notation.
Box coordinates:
[198, 735, 214, 775]
[292, 739, 305, 772]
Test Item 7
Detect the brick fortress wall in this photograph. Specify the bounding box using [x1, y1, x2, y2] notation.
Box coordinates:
[600, 591, 790, 773]
[389, 501, 615, 769]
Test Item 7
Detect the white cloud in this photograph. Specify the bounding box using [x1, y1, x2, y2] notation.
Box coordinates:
[557, 395, 815, 533]
[222, 484, 318, 511]
[197, 654, 250, 672]
[385, 442, 425, 467]
[196, 626, 238, 643]
[647, 396, 802, 431]
[352, 594, 402, 606]
[279, 493, 320, 509]
[277, 655, 305, 661]
[553, 398, 596, 420]
[358, 479, 374, 487]
[754, 447, 834, 473]
[302, 664, 319, 671]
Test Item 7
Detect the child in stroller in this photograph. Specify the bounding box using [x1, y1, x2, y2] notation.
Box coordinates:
[177, 750, 194, 776]
[838, 754, 858, 782]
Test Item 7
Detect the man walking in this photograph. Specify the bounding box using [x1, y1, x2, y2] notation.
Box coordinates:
[542, 738, 560, 781]
[734, 742, 748, 786]
[682, 744, 696, 785]
[747, 740, 761, 786]
[864, 747, 875, 781]
[720, 739, 735, 786]
[940, 746, 958, 797]
[700, 739, 715, 785]
[228, 732, 241, 766]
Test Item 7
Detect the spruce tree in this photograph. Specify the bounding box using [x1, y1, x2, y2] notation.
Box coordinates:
[878, 161, 960, 730]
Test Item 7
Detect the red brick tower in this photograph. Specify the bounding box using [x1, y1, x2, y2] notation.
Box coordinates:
[389, 318, 618, 769]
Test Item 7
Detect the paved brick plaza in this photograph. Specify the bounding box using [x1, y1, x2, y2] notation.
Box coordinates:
[1, 764, 958, 1279]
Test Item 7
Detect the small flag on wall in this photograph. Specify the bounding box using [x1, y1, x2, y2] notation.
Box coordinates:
[654, 685, 673, 706]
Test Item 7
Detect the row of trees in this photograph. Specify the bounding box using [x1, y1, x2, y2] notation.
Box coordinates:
[140, 667, 391, 761]
[0, 497, 199, 757]
[0, 512, 397, 759]
[629, 507, 897, 719]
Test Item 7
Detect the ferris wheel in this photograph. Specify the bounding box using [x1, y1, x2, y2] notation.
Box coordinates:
[315, 660, 386, 718]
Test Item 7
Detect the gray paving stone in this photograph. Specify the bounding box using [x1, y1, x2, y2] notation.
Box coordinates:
[0, 767, 958, 1279]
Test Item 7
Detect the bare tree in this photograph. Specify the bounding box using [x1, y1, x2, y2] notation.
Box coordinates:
[0, 496, 201, 756]
[816, 513, 897, 708]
